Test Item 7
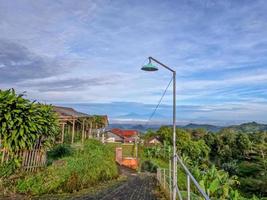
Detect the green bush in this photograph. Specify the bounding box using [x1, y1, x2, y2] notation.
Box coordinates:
[0, 159, 18, 178]
[47, 144, 73, 164]
[141, 160, 158, 173]
[16, 140, 118, 195]
[0, 89, 59, 153]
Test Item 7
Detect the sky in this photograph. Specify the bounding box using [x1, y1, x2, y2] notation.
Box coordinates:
[1, 0, 267, 125]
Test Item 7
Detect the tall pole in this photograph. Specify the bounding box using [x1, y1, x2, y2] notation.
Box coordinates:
[143, 56, 177, 200]
[143, 57, 177, 200]
[172, 71, 177, 200]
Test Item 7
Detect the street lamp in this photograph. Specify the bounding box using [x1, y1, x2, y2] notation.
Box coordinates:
[141, 57, 177, 200]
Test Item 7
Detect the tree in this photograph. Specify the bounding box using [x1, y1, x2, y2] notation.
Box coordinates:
[0, 89, 59, 154]
[191, 128, 207, 140]
[157, 126, 172, 143]
[195, 165, 240, 199]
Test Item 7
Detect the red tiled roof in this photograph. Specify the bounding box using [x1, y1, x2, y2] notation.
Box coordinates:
[111, 128, 138, 138]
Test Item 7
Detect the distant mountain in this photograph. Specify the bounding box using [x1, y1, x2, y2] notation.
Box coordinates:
[183, 123, 223, 132]
[108, 121, 267, 134]
[108, 123, 222, 132]
[117, 112, 166, 120]
[225, 122, 267, 133]
[108, 123, 162, 132]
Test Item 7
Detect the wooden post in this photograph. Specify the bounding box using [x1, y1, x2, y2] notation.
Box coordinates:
[71, 119, 75, 144]
[163, 168, 166, 189]
[89, 122, 92, 138]
[82, 119, 85, 144]
[61, 123, 65, 143]
[1, 149, 5, 163]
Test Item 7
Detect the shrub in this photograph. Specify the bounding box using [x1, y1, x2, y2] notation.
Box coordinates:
[47, 144, 73, 164]
[141, 160, 158, 173]
[0, 89, 59, 154]
[16, 140, 118, 195]
[0, 159, 18, 178]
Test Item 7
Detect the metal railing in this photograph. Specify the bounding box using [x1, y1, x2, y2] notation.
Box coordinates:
[156, 153, 210, 200]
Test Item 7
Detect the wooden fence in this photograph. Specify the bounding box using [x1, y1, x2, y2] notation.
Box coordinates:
[1, 149, 47, 172]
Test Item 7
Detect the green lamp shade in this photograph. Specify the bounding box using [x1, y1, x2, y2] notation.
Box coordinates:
[141, 62, 158, 71]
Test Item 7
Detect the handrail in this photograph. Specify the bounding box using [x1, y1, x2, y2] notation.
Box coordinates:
[175, 153, 210, 200]
[156, 154, 210, 200]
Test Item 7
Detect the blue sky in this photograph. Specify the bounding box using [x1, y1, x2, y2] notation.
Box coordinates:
[1, 0, 267, 125]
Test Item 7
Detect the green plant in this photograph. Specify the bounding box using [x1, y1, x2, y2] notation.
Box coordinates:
[141, 160, 157, 173]
[47, 144, 73, 162]
[16, 140, 118, 195]
[0, 159, 18, 178]
[0, 89, 59, 154]
[195, 165, 240, 199]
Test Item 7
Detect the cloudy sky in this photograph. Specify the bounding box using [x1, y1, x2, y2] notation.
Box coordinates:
[1, 0, 267, 125]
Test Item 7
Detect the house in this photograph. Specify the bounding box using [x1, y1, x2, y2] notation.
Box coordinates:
[105, 130, 124, 143]
[146, 136, 162, 146]
[105, 128, 139, 143]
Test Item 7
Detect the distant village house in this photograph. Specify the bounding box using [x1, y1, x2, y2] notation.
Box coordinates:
[145, 136, 162, 146]
[105, 128, 139, 143]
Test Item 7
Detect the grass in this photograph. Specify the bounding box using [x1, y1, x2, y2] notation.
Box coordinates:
[106, 143, 135, 157]
[15, 140, 119, 196]
[32, 175, 127, 200]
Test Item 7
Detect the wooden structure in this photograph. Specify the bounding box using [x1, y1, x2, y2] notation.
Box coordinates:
[1, 148, 46, 172]
[53, 106, 109, 144]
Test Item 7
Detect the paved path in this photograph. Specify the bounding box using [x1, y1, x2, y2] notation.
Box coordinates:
[74, 167, 161, 200]
[98, 174, 157, 200]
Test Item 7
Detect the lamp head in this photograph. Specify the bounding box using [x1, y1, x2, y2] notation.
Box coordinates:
[141, 61, 158, 72]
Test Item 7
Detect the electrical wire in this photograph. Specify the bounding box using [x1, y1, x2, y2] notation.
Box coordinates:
[145, 77, 173, 127]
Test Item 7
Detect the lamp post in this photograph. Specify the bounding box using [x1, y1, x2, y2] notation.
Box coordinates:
[141, 57, 177, 200]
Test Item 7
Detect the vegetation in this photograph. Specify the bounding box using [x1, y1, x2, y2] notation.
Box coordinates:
[15, 140, 118, 195]
[0, 90, 119, 197]
[141, 125, 267, 199]
[107, 142, 136, 157]
[0, 89, 59, 153]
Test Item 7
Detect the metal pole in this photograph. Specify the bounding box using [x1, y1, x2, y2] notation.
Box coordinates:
[148, 57, 177, 200]
[169, 159, 172, 200]
[135, 136, 138, 158]
[187, 175, 191, 200]
[172, 71, 177, 200]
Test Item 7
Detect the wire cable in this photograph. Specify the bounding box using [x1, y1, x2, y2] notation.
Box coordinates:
[145, 77, 173, 127]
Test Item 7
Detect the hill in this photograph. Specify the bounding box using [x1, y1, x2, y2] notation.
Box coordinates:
[183, 123, 222, 132]
[224, 121, 267, 133]
[109, 121, 267, 133]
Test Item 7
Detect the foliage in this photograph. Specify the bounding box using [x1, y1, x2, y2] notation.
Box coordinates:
[47, 144, 73, 165]
[143, 141, 172, 160]
[0, 89, 59, 154]
[142, 125, 267, 199]
[16, 140, 118, 195]
[194, 165, 240, 199]
[106, 143, 135, 157]
[141, 160, 158, 173]
[0, 159, 18, 178]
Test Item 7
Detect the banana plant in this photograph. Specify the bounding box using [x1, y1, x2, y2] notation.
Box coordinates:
[0, 89, 59, 154]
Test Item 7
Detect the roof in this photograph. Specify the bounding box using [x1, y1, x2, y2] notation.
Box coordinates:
[146, 136, 162, 144]
[145, 136, 162, 146]
[110, 128, 138, 138]
[53, 106, 90, 118]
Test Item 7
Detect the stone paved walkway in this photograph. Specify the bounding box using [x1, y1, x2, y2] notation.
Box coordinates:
[98, 174, 157, 200]
[73, 167, 161, 200]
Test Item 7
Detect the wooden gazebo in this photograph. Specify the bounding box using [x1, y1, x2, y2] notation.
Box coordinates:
[53, 106, 108, 144]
